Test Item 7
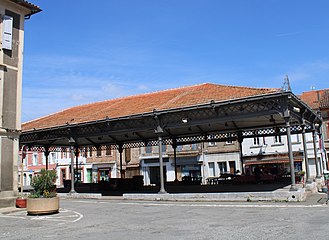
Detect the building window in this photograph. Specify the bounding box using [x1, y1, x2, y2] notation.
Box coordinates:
[97, 148, 102, 157]
[23, 157, 27, 168]
[218, 162, 227, 174]
[191, 144, 197, 151]
[274, 135, 282, 144]
[162, 144, 166, 153]
[105, 147, 111, 156]
[125, 149, 131, 162]
[291, 134, 300, 143]
[253, 137, 260, 146]
[32, 153, 38, 166]
[145, 145, 152, 154]
[42, 154, 46, 165]
[208, 162, 215, 177]
[82, 148, 87, 158]
[2, 15, 13, 50]
[50, 152, 56, 164]
[209, 142, 216, 146]
[89, 147, 93, 157]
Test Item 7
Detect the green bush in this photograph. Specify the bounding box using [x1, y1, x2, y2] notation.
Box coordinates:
[30, 169, 57, 198]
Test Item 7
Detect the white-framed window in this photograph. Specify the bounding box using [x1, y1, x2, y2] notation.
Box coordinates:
[42, 154, 46, 165]
[253, 137, 260, 146]
[23, 157, 27, 168]
[32, 153, 38, 166]
[2, 15, 13, 50]
[208, 162, 215, 177]
[218, 162, 227, 174]
[305, 132, 313, 142]
[50, 152, 56, 164]
[209, 142, 216, 146]
[291, 134, 300, 143]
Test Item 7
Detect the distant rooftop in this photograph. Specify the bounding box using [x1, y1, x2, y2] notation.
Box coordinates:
[300, 89, 329, 110]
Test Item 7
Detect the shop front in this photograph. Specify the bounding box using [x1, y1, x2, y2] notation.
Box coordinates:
[92, 163, 116, 183]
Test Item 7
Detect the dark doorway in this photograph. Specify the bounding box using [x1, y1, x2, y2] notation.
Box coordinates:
[150, 166, 166, 185]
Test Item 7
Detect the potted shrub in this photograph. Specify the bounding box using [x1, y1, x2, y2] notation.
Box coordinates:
[27, 169, 59, 215]
[16, 193, 27, 208]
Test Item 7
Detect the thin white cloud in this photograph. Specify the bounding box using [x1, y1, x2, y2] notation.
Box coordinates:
[275, 32, 301, 37]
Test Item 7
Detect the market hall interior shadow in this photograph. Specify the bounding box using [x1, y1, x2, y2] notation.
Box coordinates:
[57, 176, 292, 196]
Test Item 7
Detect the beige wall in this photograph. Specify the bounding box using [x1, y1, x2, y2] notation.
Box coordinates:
[0, 0, 30, 208]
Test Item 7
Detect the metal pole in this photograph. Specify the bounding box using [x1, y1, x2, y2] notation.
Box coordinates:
[20, 145, 26, 197]
[158, 136, 167, 194]
[173, 139, 178, 182]
[45, 147, 49, 171]
[312, 128, 321, 178]
[285, 118, 297, 191]
[70, 146, 76, 193]
[237, 132, 244, 174]
[302, 126, 311, 183]
[119, 145, 123, 178]
[75, 147, 79, 183]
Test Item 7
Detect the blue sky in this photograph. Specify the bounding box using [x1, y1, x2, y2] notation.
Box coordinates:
[22, 0, 329, 122]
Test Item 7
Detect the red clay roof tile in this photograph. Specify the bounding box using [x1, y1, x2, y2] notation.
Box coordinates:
[22, 83, 280, 131]
[300, 89, 329, 110]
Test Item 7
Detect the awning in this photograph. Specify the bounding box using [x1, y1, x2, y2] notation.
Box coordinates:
[245, 157, 303, 165]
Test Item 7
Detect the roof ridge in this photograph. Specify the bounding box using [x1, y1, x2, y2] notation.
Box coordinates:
[85, 82, 277, 105]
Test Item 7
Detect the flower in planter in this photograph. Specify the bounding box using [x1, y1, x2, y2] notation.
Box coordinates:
[29, 169, 57, 198]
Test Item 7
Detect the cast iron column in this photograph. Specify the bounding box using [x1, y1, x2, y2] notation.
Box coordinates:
[301, 125, 311, 183]
[285, 117, 297, 191]
[312, 127, 321, 178]
[118, 145, 123, 178]
[237, 132, 244, 174]
[172, 138, 178, 182]
[70, 145, 76, 193]
[44, 147, 49, 170]
[158, 136, 167, 194]
[318, 129, 328, 171]
[75, 147, 80, 183]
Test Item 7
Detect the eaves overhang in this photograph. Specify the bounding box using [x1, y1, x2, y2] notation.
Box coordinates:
[9, 0, 41, 16]
[20, 91, 322, 151]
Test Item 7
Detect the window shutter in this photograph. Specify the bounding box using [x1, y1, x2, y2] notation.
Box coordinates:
[2, 15, 13, 50]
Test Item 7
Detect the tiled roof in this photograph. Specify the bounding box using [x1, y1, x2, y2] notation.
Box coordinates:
[9, 0, 41, 15]
[22, 83, 280, 131]
[299, 89, 329, 110]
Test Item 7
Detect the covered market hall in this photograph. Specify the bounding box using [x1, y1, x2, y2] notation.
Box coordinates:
[19, 83, 323, 195]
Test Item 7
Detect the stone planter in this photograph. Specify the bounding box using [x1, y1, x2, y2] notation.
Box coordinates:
[16, 197, 27, 208]
[27, 196, 60, 215]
